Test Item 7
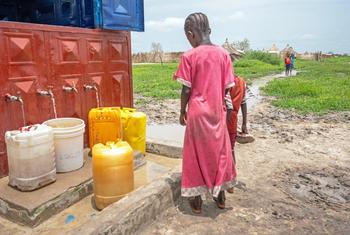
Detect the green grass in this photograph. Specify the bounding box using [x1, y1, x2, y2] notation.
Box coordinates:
[133, 63, 181, 99]
[133, 52, 283, 99]
[235, 58, 283, 82]
[263, 57, 350, 113]
[244, 50, 281, 65]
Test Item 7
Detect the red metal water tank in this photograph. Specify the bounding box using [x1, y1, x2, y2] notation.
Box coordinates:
[0, 21, 133, 177]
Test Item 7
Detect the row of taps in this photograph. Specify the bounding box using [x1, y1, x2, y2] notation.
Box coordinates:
[5, 83, 98, 102]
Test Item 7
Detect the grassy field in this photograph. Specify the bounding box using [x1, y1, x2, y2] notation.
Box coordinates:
[235, 59, 282, 81]
[133, 52, 283, 99]
[133, 63, 180, 99]
[263, 57, 350, 113]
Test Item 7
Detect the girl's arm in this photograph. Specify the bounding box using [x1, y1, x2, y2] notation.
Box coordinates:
[241, 102, 248, 133]
[180, 85, 191, 126]
[225, 88, 233, 121]
[241, 88, 248, 133]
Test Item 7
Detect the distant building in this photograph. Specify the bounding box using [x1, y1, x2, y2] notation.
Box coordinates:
[299, 52, 314, 60]
[268, 43, 279, 56]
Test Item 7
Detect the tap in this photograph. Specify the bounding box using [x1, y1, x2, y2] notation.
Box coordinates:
[37, 87, 54, 97]
[83, 84, 98, 91]
[63, 82, 78, 93]
[5, 93, 23, 104]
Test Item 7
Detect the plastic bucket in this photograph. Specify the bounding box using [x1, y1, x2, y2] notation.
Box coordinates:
[43, 118, 85, 173]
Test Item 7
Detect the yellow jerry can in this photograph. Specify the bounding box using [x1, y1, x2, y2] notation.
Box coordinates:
[92, 141, 134, 210]
[120, 108, 146, 154]
[88, 108, 122, 148]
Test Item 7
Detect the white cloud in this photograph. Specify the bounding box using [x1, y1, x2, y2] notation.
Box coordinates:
[229, 11, 245, 20]
[146, 17, 184, 32]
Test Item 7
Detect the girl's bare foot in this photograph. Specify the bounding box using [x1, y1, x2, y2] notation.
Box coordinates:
[214, 191, 226, 209]
[189, 196, 202, 214]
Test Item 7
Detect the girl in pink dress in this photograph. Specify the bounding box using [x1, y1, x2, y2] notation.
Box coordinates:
[173, 13, 237, 214]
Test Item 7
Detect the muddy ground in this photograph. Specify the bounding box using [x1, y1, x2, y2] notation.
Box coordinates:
[136, 96, 350, 235]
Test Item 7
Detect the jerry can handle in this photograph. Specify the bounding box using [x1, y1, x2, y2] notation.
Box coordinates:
[19, 125, 38, 132]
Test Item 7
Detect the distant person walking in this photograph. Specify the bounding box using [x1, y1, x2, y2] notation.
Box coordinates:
[290, 52, 296, 72]
[173, 12, 236, 214]
[285, 53, 292, 76]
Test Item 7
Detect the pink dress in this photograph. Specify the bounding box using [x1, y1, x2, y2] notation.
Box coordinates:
[174, 45, 237, 198]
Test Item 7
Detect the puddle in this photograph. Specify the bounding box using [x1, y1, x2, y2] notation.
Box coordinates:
[277, 166, 350, 208]
[134, 160, 173, 189]
[147, 124, 185, 144]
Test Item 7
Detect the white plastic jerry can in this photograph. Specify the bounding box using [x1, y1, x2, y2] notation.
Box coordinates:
[5, 124, 56, 191]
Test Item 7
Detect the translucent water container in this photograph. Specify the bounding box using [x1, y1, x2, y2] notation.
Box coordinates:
[120, 108, 146, 154]
[5, 124, 56, 191]
[92, 141, 134, 210]
[88, 108, 122, 148]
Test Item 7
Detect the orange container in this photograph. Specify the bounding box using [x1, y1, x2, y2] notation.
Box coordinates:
[92, 141, 134, 210]
[88, 108, 122, 148]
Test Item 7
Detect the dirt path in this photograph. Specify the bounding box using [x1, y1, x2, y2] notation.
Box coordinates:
[136, 95, 350, 234]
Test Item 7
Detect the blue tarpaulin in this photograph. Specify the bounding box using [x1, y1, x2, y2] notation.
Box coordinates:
[95, 0, 144, 32]
[0, 0, 144, 32]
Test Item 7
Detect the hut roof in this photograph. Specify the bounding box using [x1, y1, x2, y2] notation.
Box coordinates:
[222, 38, 243, 56]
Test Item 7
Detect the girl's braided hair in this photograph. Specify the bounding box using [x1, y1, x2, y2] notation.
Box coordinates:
[185, 12, 210, 33]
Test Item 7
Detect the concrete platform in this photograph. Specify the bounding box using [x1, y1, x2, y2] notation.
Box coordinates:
[146, 124, 184, 159]
[70, 164, 182, 235]
[0, 154, 181, 235]
[147, 124, 185, 146]
[0, 150, 145, 227]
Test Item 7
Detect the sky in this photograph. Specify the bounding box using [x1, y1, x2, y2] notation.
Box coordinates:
[131, 0, 350, 54]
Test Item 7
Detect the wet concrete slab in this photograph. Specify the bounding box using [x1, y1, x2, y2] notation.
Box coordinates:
[0, 154, 181, 235]
[0, 149, 146, 227]
[147, 124, 185, 145]
[0, 159, 92, 211]
[0, 159, 93, 227]
[146, 124, 185, 158]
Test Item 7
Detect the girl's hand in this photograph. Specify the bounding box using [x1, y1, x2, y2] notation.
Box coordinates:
[179, 112, 187, 126]
[241, 123, 248, 134]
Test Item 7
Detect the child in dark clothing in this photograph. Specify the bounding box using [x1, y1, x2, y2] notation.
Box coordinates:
[285, 53, 292, 76]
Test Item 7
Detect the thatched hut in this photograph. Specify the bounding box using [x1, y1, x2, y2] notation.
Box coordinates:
[222, 38, 244, 61]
